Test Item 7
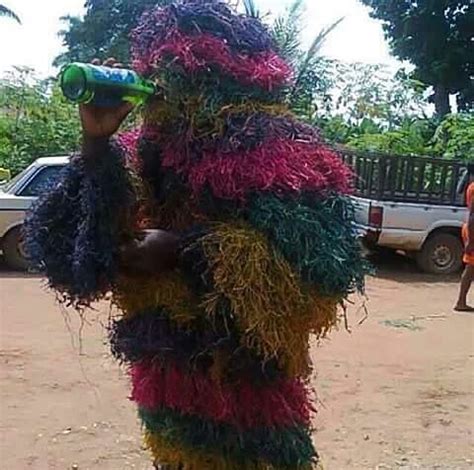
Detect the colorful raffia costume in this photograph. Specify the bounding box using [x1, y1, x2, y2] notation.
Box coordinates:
[25, 1, 368, 468]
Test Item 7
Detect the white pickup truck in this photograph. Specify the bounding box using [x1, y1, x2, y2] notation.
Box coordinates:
[0, 156, 69, 270]
[342, 150, 469, 274]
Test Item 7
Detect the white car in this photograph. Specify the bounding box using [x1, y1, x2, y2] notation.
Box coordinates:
[0, 156, 69, 270]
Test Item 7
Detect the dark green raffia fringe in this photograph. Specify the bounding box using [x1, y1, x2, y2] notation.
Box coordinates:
[247, 193, 370, 296]
[139, 407, 317, 469]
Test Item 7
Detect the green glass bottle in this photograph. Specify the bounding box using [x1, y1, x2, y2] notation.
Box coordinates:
[60, 62, 156, 107]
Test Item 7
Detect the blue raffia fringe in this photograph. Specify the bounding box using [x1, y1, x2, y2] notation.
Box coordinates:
[23, 144, 135, 307]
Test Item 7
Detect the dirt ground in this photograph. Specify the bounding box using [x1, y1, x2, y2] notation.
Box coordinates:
[1, 256, 473, 470]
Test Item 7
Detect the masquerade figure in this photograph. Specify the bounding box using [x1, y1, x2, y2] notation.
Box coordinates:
[25, 1, 368, 468]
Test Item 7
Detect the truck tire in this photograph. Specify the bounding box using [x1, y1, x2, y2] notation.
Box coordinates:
[416, 233, 463, 275]
[3, 226, 30, 271]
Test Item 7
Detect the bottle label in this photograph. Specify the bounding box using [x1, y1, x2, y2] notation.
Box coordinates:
[89, 65, 137, 86]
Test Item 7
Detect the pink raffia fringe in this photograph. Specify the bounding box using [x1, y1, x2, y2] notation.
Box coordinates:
[131, 360, 314, 429]
[117, 129, 142, 168]
[133, 30, 292, 91]
[161, 138, 353, 201]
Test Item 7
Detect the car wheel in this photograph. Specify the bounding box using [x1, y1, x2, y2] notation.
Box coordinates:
[416, 233, 463, 275]
[3, 226, 30, 271]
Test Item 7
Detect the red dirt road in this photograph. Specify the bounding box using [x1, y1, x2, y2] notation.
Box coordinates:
[1, 260, 473, 469]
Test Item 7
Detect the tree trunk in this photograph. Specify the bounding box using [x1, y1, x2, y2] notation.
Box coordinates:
[433, 84, 450, 117]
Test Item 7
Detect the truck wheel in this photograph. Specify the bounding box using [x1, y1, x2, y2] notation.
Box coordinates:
[416, 233, 463, 275]
[3, 226, 30, 271]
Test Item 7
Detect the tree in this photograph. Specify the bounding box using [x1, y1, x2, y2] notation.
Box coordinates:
[271, 0, 343, 119]
[0, 4, 20, 23]
[54, 0, 171, 67]
[329, 63, 427, 128]
[360, 0, 473, 117]
[0, 68, 81, 175]
[431, 113, 474, 161]
[346, 120, 435, 156]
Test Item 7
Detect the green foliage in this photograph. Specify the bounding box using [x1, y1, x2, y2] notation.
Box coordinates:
[315, 115, 358, 144]
[431, 113, 474, 162]
[288, 19, 343, 118]
[359, 0, 473, 116]
[243, 0, 260, 18]
[271, 0, 306, 66]
[347, 123, 431, 156]
[329, 63, 427, 128]
[310, 59, 472, 160]
[54, 0, 172, 67]
[271, 0, 343, 120]
[0, 3, 20, 23]
[0, 68, 80, 175]
[341, 114, 473, 161]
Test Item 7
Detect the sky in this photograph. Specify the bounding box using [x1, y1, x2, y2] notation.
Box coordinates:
[0, 0, 400, 78]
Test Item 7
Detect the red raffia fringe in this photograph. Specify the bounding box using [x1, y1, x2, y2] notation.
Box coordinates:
[117, 129, 141, 168]
[162, 138, 352, 201]
[136, 30, 292, 91]
[131, 360, 314, 429]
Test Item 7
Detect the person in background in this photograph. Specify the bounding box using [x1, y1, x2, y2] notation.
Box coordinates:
[455, 164, 474, 312]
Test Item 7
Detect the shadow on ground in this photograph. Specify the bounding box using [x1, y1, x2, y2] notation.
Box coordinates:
[0, 256, 41, 280]
[367, 250, 460, 285]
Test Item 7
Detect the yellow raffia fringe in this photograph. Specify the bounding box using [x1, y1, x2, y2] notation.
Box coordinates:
[143, 98, 292, 140]
[199, 222, 340, 376]
[217, 101, 291, 118]
[145, 432, 312, 470]
[143, 97, 182, 127]
[114, 271, 199, 324]
[202, 102, 291, 141]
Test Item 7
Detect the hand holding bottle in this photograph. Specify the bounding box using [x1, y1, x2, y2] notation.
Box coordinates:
[78, 58, 136, 140]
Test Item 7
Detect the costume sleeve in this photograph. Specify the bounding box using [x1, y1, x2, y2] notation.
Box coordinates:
[23, 137, 137, 307]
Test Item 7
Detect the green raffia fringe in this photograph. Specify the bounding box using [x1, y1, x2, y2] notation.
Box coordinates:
[139, 407, 317, 468]
[248, 194, 369, 296]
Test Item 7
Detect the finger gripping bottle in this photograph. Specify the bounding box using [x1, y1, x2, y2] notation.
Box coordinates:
[60, 62, 156, 107]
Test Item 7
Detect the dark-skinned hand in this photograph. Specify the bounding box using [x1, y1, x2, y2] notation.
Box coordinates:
[79, 59, 179, 276]
[119, 230, 180, 277]
[79, 58, 135, 139]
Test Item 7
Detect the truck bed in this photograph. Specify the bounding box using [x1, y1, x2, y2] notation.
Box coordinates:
[339, 148, 467, 207]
